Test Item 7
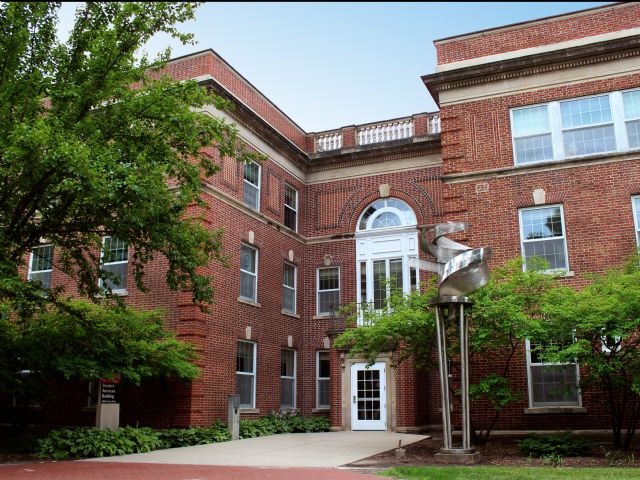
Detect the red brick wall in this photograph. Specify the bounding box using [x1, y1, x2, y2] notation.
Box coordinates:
[436, 3, 640, 65]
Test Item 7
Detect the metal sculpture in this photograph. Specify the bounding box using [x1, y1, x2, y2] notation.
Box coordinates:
[411, 222, 491, 458]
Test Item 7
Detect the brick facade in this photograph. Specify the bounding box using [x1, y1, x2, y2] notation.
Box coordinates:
[8, 3, 640, 434]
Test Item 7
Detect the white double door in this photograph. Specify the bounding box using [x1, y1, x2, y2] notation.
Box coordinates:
[351, 362, 387, 430]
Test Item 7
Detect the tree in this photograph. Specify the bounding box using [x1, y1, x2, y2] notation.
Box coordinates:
[541, 254, 640, 450]
[0, 2, 261, 415]
[0, 2, 260, 310]
[335, 258, 554, 443]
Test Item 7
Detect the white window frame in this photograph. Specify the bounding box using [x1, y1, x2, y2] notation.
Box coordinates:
[316, 266, 340, 316]
[510, 88, 640, 166]
[236, 341, 257, 409]
[316, 350, 330, 409]
[623, 89, 640, 150]
[282, 262, 297, 314]
[525, 338, 581, 408]
[239, 244, 258, 302]
[633, 195, 640, 247]
[28, 244, 53, 289]
[518, 204, 569, 273]
[284, 184, 298, 232]
[280, 349, 296, 409]
[100, 236, 128, 292]
[243, 161, 261, 211]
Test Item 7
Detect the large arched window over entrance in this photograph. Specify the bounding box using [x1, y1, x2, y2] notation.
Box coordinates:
[355, 198, 419, 320]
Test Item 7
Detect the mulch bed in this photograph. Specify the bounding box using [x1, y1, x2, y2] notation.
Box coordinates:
[346, 433, 640, 469]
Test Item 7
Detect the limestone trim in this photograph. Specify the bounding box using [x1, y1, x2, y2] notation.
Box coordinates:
[423, 36, 640, 104]
[340, 354, 396, 432]
[441, 151, 640, 185]
[437, 26, 640, 72]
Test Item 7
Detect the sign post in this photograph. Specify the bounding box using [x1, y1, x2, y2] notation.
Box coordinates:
[96, 376, 121, 430]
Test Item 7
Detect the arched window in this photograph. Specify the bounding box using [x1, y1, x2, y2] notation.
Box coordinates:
[355, 198, 419, 320]
[357, 198, 417, 231]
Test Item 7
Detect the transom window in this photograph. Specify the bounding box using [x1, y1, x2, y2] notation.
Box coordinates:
[357, 198, 416, 231]
[236, 341, 256, 408]
[280, 349, 296, 409]
[526, 338, 580, 407]
[511, 88, 640, 165]
[284, 185, 298, 231]
[28, 245, 53, 289]
[100, 237, 128, 291]
[519, 205, 568, 272]
[243, 161, 261, 210]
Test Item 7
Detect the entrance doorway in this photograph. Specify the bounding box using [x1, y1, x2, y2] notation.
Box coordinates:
[350, 362, 387, 430]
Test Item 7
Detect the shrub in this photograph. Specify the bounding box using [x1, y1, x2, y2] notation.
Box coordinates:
[517, 432, 593, 458]
[239, 412, 331, 438]
[158, 421, 230, 448]
[36, 426, 164, 459]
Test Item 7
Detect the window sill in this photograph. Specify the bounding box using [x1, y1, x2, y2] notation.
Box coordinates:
[313, 315, 333, 320]
[524, 406, 586, 414]
[312, 408, 330, 413]
[551, 270, 575, 278]
[238, 297, 261, 308]
[240, 408, 260, 414]
[281, 310, 300, 319]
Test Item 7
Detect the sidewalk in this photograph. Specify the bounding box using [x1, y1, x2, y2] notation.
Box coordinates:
[84, 431, 426, 467]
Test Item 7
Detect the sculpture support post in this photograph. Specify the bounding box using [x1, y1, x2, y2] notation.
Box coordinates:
[460, 302, 471, 451]
[435, 304, 452, 450]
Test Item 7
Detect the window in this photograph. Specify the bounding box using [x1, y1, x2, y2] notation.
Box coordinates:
[240, 244, 258, 302]
[282, 263, 296, 314]
[101, 237, 128, 291]
[243, 161, 261, 210]
[511, 88, 640, 165]
[357, 198, 417, 231]
[526, 338, 580, 407]
[284, 185, 298, 231]
[316, 351, 330, 409]
[280, 349, 296, 409]
[28, 245, 53, 289]
[236, 341, 256, 408]
[633, 196, 640, 247]
[317, 267, 340, 316]
[623, 90, 640, 149]
[87, 381, 97, 408]
[519, 205, 568, 272]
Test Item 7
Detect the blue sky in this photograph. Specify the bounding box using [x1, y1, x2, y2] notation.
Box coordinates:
[59, 2, 610, 132]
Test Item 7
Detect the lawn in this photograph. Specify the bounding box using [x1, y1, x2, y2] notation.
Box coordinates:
[381, 466, 640, 480]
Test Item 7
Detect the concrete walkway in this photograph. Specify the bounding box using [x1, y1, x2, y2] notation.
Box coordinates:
[84, 431, 426, 468]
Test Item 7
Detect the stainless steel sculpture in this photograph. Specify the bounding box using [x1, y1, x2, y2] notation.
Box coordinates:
[412, 222, 491, 458]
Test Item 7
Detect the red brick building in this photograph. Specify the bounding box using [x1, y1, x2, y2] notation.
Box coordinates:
[16, 3, 640, 432]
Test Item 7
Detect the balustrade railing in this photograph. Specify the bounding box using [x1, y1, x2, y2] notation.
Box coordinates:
[357, 119, 413, 146]
[315, 131, 342, 152]
[314, 113, 440, 153]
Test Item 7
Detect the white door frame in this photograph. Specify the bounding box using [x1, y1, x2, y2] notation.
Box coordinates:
[350, 362, 387, 430]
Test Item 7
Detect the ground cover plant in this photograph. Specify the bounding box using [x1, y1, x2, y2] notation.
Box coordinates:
[33, 413, 331, 459]
[517, 432, 593, 458]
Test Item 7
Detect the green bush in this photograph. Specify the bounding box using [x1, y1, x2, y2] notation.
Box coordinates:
[517, 432, 593, 458]
[36, 426, 164, 459]
[158, 421, 231, 448]
[239, 412, 331, 439]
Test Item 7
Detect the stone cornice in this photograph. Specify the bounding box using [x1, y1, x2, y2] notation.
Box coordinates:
[422, 35, 640, 104]
[308, 138, 441, 173]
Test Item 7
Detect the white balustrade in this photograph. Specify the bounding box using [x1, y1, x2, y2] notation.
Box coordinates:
[315, 132, 342, 152]
[430, 114, 441, 134]
[357, 119, 414, 146]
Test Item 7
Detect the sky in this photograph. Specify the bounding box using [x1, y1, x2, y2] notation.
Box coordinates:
[58, 2, 611, 133]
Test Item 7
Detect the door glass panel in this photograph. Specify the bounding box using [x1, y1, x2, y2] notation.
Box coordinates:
[356, 370, 381, 421]
[373, 261, 385, 309]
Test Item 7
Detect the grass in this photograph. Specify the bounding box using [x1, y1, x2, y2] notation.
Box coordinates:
[381, 466, 640, 480]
